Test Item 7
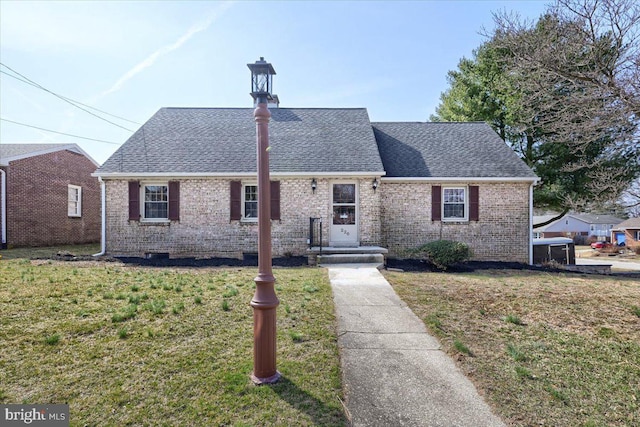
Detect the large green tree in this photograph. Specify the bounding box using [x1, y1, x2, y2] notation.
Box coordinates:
[432, 0, 640, 216]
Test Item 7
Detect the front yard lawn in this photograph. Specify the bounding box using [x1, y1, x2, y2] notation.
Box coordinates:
[385, 269, 640, 427]
[0, 256, 346, 426]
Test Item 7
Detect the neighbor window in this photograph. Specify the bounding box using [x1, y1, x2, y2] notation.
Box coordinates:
[243, 184, 258, 220]
[68, 185, 82, 217]
[442, 187, 467, 221]
[142, 184, 168, 220]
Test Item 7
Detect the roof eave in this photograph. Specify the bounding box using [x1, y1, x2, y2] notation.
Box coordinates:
[92, 171, 387, 179]
[1, 144, 101, 167]
[381, 176, 540, 183]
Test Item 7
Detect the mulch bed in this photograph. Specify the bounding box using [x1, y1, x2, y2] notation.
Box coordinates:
[32, 252, 640, 277]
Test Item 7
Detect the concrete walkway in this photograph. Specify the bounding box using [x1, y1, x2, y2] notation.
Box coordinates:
[327, 264, 505, 427]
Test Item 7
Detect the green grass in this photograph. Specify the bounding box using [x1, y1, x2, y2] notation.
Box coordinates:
[0, 252, 346, 426]
[385, 269, 640, 427]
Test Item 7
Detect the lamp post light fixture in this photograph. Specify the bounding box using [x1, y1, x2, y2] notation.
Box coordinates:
[247, 57, 280, 385]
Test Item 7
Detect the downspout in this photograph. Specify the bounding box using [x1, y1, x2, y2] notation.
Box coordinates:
[529, 182, 534, 265]
[1, 168, 6, 249]
[93, 176, 106, 256]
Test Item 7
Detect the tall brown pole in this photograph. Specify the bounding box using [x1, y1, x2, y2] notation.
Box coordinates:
[250, 100, 281, 385]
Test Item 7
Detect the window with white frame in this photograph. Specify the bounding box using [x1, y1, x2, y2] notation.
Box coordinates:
[142, 184, 168, 220]
[442, 187, 467, 221]
[68, 185, 82, 217]
[243, 184, 258, 220]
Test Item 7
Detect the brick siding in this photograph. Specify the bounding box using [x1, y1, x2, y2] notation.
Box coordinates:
[105, 178, 382, 258]
[104, 178, 530, 262]
[381, 182, 531, 263]
[0, 167, 5, 246]
[5, 151, 101, 247]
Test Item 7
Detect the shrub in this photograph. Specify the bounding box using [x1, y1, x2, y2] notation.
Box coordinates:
[414, 240, 472, 270]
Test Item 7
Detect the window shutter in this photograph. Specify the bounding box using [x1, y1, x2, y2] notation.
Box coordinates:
[230, 181, 242, 220]
[431, 185, 441, 221]
[128, 181, 140, 221]
[270, 181, 280, 220]
[469, 185, 479, 221]
[168, 181, 180, 221]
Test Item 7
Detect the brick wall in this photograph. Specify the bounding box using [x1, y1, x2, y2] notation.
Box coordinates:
[104, 178, 530, 262]
[105, 177, 382, 257]
[380, 182, 531, 263]
[6, 151, 101, 247]
[0, 167, 5, 246]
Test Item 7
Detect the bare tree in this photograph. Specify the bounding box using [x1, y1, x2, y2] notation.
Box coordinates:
[491, 0, 640, 212]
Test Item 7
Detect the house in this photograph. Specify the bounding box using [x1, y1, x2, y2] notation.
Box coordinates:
[93, 105, 539, 263]
[611, 217, 640, 247]
[533, 213, 624, 243]
[0, 143, 101, 248]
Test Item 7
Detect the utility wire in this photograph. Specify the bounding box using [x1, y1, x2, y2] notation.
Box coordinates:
[1, 118, 121, 145]
[0, 63, 135, 131]
[1, 70, 141, 125]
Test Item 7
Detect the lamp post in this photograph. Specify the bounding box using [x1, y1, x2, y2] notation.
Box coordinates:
[247, 57, 280, 385]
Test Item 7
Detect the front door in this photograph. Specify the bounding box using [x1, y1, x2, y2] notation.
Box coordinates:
[331, 183, 358, 247]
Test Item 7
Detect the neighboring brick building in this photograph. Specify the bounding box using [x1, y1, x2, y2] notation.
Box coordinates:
[94, 107, 539, 264]
[0, 144, 101, 248]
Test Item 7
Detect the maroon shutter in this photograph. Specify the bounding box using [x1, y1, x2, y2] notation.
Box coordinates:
[128, 181, 140, 221]
[168, 181, 180, 221]
[431, 185, 441, 221]
[469, 185, 479, 221]
[270, 181, 280, 220]
[230, 181, 242, 220]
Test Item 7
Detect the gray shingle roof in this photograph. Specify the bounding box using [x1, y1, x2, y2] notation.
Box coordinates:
[1, 143, 76, 161]
[569, 213, 625, 224]
[614, 217, 640, 229]
[372, 122, 537, 178]
[97, 108, 385, 174]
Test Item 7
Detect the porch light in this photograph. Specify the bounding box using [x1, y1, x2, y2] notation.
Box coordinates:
[311, 178, 317, 193]
[372, 178, 379, 192]
[247, 57, 276, 103]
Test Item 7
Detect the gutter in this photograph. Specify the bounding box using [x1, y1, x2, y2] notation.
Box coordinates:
[93, 176, 106, 257]
[529, 182, 534, 265]
[0, 168, 5, 248]
[92, 171, 387, 179]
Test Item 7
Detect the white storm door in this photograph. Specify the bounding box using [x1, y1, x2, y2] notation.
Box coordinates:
[331, 183, 358, 246]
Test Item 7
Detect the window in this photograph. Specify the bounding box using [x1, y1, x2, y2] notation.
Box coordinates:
[243, 184, 258, 220]
[143, 184, 168, 220]
[68, 185, 82, 217]
[442, 187, 467, 221]
[129, 181, 179, 222]
[230, 181, 280, 221]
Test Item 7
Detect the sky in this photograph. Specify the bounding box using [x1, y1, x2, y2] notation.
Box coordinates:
[0, 0, 550, 165]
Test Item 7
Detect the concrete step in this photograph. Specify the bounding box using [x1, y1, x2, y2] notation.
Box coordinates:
[317, 253, 385, 265]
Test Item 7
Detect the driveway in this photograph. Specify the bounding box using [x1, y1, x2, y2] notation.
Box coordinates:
[576, 257, 640, 272]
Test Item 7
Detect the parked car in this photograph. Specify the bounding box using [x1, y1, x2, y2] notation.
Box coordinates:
[590, 241, 612, 249]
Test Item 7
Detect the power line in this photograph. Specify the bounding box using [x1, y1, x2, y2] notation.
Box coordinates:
[0, 63, 136, 131]
[1, 117, 121, 145]
[0, 70, 141, 125]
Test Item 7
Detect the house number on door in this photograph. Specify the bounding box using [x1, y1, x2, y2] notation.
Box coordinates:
[340, 228, 350, 236]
